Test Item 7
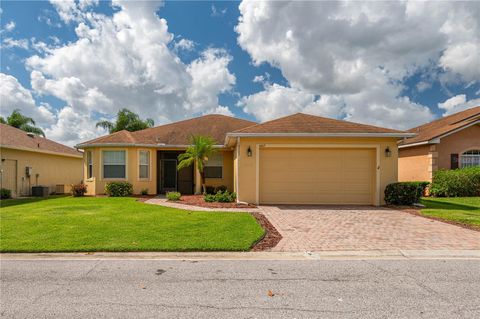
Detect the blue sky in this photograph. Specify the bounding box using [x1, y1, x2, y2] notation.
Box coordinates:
[1, 1, 479, 145]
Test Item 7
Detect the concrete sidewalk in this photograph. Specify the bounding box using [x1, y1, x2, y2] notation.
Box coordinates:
[144, 197, 262, 212]
[2, 250, 480, 260]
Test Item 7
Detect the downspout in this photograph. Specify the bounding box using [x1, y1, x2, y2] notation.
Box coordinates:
[235, 137, 240, 202]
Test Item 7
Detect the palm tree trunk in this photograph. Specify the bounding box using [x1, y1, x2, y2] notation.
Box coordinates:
[200, 171, 206, 194]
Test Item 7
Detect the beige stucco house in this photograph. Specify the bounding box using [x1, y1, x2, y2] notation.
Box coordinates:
[0, 124, 83, 197]
[76, 113, 413, 205]
[398, 106, 480, 182]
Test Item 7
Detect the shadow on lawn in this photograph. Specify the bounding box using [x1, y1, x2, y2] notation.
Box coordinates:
[420, 199, 479, 211]
[0, 195, 69, 208]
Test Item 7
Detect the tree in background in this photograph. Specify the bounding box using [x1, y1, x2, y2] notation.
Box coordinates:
[0, 109, 45, 137]
[177, 135, 216, 194]
[96, 108, 154, 133]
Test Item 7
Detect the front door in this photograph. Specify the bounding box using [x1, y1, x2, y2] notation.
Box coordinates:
[162, 159, 177, 192]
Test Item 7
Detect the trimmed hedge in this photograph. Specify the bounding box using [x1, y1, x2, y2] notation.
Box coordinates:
[105, 182, 133, 197]
[203, 190, 237, 203]
[0, 188, 12, 199]
[430, 167, 480, 197]
[385, 182, 429, 205]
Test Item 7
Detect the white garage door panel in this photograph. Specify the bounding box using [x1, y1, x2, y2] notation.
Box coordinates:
[260, 148, 375, 205]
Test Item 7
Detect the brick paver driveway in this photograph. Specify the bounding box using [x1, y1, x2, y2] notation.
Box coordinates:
[260, 205, 480, 251]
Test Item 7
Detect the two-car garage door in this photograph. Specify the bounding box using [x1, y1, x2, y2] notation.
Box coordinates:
[259, 148, 376, 205]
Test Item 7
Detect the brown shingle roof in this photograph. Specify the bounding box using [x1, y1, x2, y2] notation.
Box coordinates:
[78, 114, 257, 147]
[0, 124, 82, 157]
[400, 106, 480, 146]
[231, 113, 407, 134]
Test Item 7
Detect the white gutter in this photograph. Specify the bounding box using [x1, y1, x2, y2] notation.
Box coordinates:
[225, 132, 415, 145]
[75, 143, 226, 149]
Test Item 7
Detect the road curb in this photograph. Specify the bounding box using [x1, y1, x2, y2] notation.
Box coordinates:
[2, 250, 480, 260]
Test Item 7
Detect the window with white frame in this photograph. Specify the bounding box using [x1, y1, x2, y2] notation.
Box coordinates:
[460, 150, 480, 168]
[139, 150, 150, 179]
[204, 153, 223, 178]
[103, 150, 126, 179]
[87, 151, 93, 179]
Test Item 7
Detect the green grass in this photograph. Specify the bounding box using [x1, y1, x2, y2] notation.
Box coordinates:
[419, 197, 480, 229]
[0, 196, 264, 252]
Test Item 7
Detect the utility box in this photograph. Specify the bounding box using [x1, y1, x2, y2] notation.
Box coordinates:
[32, 186, 49, 197]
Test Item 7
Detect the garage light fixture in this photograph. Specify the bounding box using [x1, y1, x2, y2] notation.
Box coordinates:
[385, 147, 392, 157]
[247, 146, 252, 157]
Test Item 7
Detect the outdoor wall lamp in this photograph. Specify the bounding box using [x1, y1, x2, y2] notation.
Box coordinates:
[247, 146, 253, 157]
[385, 147, 392, 157]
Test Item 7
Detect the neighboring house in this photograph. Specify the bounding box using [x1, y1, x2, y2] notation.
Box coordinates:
[0, 124, 83, 197]
[76, 113, 413, 205]
[398, 106, 480, 182]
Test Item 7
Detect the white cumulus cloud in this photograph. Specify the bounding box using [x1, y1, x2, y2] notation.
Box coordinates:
[236, 0, 479, 129]
[21, 0, 236, 145]
[438, 95, 480, 116]
[0, 73, 55, 127]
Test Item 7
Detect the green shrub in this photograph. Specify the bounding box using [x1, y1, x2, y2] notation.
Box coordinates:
[214, 190, 237, 203]
[430, 167, 480, 197]
[385, 182, 429, 205]
[204, 193, 216, 202]
[204, 185, 216, 195]
[140, 188, 149, 196]
[166, 191, 181, 201]
[0, 188, 12, 199]
[71, 184, 87, 197]
[105, 182, 133, 197]
[214, 185, 227, 193]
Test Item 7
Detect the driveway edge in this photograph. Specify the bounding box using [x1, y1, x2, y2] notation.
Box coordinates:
[1, 250, 479, 260]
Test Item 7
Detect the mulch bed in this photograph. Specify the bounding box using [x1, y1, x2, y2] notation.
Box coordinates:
[250, 212, 283, 251]
[389, 205, 480, 232]
[176, 195, 257, 209]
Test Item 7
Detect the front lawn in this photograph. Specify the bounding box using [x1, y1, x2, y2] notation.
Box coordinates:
[0, 196, 264, 252]
[419, 197, 480, 230]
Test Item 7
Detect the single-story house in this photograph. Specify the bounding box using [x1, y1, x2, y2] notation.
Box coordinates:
[0, 123, 83, 196]
[398, 106, 480, 182]
[76, 113, 414, 205]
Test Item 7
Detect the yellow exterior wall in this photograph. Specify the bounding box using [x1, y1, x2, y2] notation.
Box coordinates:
[235, 137, 399, 205]
[82, 147, 234, 195]
[398, 145, 430, 182]
[83, 147, 157, 195]
[204, 150, 234, 191]
[0, 147, 83, 196]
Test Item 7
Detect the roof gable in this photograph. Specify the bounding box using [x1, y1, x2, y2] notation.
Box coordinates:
[231, 113, 406, 134]
[78, 114, 257, 147]
[400, 106, 480, 146]
[0, 124, 82, 157]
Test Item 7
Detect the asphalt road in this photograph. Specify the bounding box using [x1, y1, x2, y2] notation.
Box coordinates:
[1, 259, 479, 318]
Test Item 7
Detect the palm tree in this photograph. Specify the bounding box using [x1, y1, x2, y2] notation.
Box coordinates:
[177, 135, 216, 194]
[1, 109, 45, 137]
[96, 108, 154, 133]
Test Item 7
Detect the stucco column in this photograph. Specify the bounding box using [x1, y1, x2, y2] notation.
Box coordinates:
[428, 145, 438, 181]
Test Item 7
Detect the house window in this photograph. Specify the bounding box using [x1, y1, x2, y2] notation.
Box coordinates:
[460, 150, 480, 168]
[87, 151, 93, 179]
[139, 150, 150, 179]
[204, 153, 223, 178]
[103, 150, 126, 179]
